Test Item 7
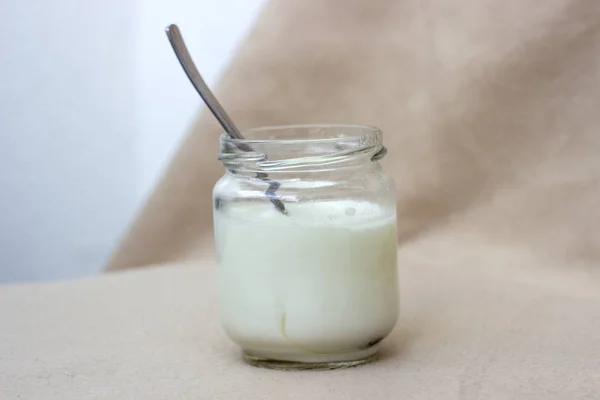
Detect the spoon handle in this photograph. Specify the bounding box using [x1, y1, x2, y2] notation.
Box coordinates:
[165, 24, 287, 215]
[165, 24, 242, 139]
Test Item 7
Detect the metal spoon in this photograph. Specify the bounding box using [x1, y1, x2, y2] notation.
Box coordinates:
[165, 24, 287, 215]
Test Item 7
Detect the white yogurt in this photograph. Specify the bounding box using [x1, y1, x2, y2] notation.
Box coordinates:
[214, 200, 399, 363]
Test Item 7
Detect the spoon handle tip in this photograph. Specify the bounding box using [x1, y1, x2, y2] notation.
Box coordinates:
[165, 24, 242, 138]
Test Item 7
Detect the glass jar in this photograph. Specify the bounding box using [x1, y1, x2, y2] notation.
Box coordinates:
[213, 125, 398, 370]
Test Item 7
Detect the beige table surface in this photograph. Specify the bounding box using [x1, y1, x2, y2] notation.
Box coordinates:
[3, 235, 599, 399]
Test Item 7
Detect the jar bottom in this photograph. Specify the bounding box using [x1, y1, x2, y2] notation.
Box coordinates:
[242, 347, 379, 371]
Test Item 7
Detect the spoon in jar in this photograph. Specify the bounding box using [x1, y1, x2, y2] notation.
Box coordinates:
[165, 24, 287, 215]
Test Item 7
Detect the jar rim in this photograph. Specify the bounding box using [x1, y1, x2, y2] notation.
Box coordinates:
[220, 124, 382, 145]
[218, 124, 386, 172]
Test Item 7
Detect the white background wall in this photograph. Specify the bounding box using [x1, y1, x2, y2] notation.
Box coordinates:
[0, 0, 266, 283]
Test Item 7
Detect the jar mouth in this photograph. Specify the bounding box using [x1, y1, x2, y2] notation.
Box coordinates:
[221, 124, 382, 145]
[219, 124, 386, 172]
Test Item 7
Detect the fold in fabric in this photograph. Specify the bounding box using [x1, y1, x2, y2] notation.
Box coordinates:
[106, 0, 600, 271]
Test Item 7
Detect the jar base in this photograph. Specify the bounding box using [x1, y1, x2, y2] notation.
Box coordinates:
[242, 348, 379, 371]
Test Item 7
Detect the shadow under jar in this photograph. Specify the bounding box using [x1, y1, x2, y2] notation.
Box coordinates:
[213, 125, 399, 370]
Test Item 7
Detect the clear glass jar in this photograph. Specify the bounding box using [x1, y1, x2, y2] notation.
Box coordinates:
[213, 125, 398, 370]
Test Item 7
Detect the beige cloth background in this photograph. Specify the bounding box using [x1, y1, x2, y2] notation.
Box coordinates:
[2, 0, 600, 398]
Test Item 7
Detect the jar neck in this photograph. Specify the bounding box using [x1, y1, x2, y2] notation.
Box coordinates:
[218, 124, 387, 175]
